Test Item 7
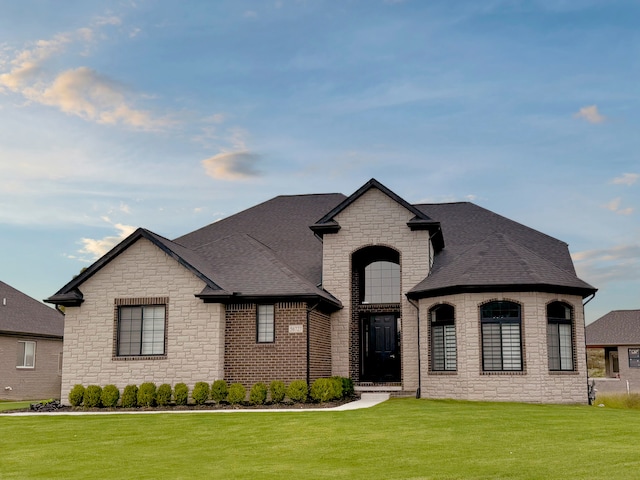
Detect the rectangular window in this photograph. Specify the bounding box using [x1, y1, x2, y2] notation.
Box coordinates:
[117, 305, 166, 356]
[548, 323, 574, 370]
[257, 304, 275, 343]
[481, 301, 522, 372]
[17, 340, 36, 368]
[432, 324, 457, 371]
[629, 348, 640, 368]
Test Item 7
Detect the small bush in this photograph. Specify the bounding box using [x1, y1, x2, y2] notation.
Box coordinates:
[101, 384, 120, 408]
[335, 376, 354, 398]
[211, 380, 228, 403]
[192, 382, 211, 405]
[174, 383, 189, 406]
[156, 384, 172, 407]
[250, 382, 268, 405]
[68, 384, 85, 407]
[84, 385, 103, 408]
[227, 383, 246, 405]
[121, 384, 139, 408]
[310, 377, 342, 403]
[138, 382, 157, 407]
[269, 380, 286, 404]
[287, 380, 308, 403]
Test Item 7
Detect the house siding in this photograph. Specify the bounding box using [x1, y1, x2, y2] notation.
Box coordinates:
[322, 187, 432, 390]
[419, 292, 588, 404]
[0, 335, 62, 400]
[309, 309, 332, 380]
[59, 238, 225, 404]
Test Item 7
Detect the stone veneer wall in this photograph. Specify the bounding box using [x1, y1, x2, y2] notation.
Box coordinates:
[322, 188, 433, 390]
[59, 238, 225, 404]
[419, 292, 589, 404]
[224, 302, 308, 387]
[0, 335, 62, 401]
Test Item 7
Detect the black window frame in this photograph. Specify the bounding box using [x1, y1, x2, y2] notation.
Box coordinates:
[116, 304, 167, 357]
[429, 304, 457, 372]
[480, 301, 523, 372]
[546, 302, 575, 371]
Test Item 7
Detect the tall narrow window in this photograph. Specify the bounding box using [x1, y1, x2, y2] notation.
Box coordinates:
[481, 301, 522, 372]
[547, 302, 574, 371]
[117, 305, 166, 356]
[363, 261, 400, 304]
[17, 340, 36, 368]
[430, 304, 456, 371]
[257, 304, 275, 343]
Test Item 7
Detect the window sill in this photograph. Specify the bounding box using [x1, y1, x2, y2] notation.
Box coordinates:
[112, 355, 167, 361]
[549, 370, 579, 375]
[481, 371, 527, 376]
[16, 366, 35, 369]
[428, 371, 457, 375]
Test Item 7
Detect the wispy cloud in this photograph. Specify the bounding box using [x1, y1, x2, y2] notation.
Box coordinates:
[201, 128, 262, 181]
[573, 105, 606, 124]
[78, 217, 136, 260]
[603, 197, 634, 216]
[573, 244, 640, 285]
[611, 173, 639, 186]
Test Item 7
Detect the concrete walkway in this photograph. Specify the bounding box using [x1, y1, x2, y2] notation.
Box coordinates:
[0, 393, 390, 416]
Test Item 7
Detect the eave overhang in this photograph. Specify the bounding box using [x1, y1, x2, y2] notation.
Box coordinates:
[195, 291, 343, 313]
[406, 283, 598, 301]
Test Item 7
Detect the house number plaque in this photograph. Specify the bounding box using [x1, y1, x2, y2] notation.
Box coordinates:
[288, 324, 304, 334]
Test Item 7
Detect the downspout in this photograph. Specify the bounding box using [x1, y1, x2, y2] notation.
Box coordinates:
[582, 292, 596, 404]
[408, 297, 421, 399]
[307, 301, 320, 388]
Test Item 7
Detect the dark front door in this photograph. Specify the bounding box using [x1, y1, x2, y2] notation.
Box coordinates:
[362, 314, 400, 382]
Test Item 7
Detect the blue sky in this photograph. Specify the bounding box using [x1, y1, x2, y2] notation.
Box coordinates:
[1, 0, 638, 323]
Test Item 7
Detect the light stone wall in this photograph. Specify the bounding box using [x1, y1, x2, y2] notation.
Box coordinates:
[419, 292, 589, 404]
[60, 238, 225, 404]
[323, 187, 433, 390]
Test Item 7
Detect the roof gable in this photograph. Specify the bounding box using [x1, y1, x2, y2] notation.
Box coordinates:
[586, 310, 640, 346]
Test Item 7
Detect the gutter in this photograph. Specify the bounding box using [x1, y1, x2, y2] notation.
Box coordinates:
[582, 292, 596, 404]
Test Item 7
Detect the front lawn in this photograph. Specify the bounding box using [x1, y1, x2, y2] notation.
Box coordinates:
[1, 398, 639, 479]
[0, 400, 33, 412]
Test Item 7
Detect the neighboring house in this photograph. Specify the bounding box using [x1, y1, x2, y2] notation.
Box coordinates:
[1, 281, 64, 400]
[586, 310, 640, 394]
[47, 179, 596, 404]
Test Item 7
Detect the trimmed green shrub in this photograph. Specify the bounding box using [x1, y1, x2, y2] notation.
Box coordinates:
[310, 377, 342, 403]
[174, 383, 189, 406]
[192, 381, 210, 405]
[287, 380, 308, 403]
[250, 382, 268, 405]
[138, 382, 157, 407]
[227, 383, 246, 405]
[335, 376, 354, 398]
[269, 380, 286, 404]
[101, 384, 120, 408]
[84, 385, 103, 408]
[121, 384, 139, 408]
[156, 383, 172, 407]
[211, 380, 228, 403]
[68, 384, 85, 407]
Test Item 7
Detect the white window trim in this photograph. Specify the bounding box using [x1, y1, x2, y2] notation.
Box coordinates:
[17, 340, 36, 369]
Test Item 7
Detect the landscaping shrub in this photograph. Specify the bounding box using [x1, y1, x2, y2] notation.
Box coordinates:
[287, 380, 308, 403]
[138, 382, 157, 407]
[192, 382, 210, 405]
[250, 382, 268, 405]
[156, 384, 172, 407]
[211, 380, 228, 403]
[269, 380, 286, 404]
[174, 383, 189, 406]
[227, 383, 246, 405]
[121, 384, 139, 408]
[335, 376, 354, 398]
[68, 384, 85, 407]
[84, 385, 103, 408]
[101, 384, 120, 408]
[310, 377, 342, 403]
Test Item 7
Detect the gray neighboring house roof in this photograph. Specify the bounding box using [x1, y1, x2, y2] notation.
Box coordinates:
[0, 281, 64, 338]
[586, 310, 640, 347]
[46, 179, 596, 307]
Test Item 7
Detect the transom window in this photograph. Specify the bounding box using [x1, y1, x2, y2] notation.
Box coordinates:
[117, 305, 166, 356]
[430, 304, 457, 371]
[481, 301, 522, 372]
[547, 302, 574, 371]
[257, 304, 275, 343]
[363, 261, 400, 304]
[17, 340, 36, 368]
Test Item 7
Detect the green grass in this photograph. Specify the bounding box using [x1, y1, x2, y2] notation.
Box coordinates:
[1, 398, 640, 479]
[0, 400, 33, 412]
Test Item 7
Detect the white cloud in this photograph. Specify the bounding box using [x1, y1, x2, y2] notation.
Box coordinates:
[201, 151, 262, 180]
[78, 221, 136, 260]
[573, 105, 606, 124]
[611, 173, 639, 186]
[94, 16, 122, 26]
[573, 244, 640, 285]
[603, 197, 634, 216]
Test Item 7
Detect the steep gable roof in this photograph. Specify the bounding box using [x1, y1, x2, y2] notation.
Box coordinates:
[586, 310, 640, 346]
[1, 281, 63, 338]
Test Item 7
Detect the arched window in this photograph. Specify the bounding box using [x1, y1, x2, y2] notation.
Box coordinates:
[363, 261, 400, 304]
[481, 301, 522, 372]
[547, 302, 574, 371]
[430, 304, 456, 371]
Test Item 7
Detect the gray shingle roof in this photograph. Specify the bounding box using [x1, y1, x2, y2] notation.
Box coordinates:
[586, 310, 640, 346]
[0, 281, 64, 337]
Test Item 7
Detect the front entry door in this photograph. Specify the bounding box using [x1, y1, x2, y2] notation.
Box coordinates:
[362, 314, 400, 382]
